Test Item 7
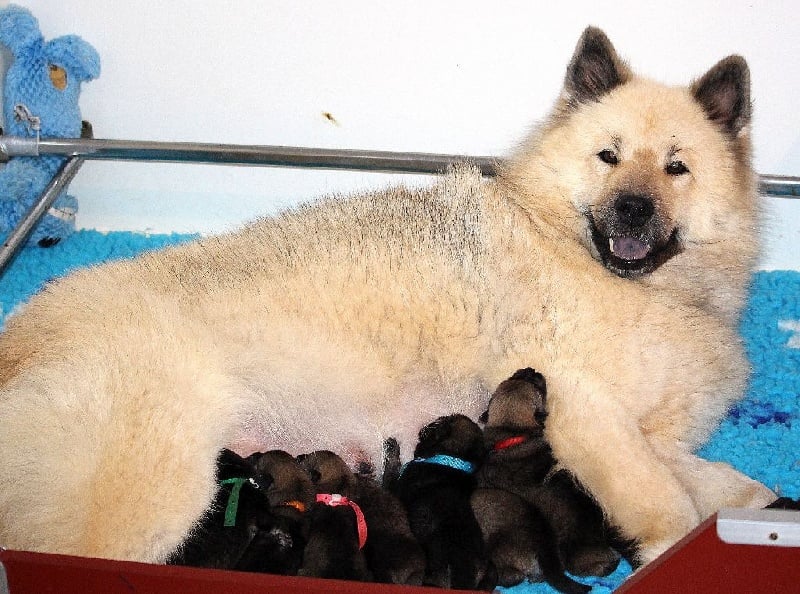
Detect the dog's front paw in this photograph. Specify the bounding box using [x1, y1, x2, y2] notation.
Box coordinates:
[630, 496, 700, 567]
[636, 537, 677, 567]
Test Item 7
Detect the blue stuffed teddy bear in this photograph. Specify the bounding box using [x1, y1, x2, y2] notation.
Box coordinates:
[0, 4, 99, 246]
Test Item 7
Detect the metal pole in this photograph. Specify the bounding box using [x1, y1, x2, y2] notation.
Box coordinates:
[26, 137, 500, 177]
[0, 156, 85, 275]
[4, 135, 797, 197]
[2, 135, 799, 196]
[1, 135, 798, 276]
[758, 174, 800, 198]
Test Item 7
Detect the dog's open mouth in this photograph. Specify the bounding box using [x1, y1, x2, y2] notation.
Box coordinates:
[589, 222, 682, 278]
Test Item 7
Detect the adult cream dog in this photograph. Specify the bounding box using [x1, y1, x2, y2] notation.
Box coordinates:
[0, 27, 776, 566]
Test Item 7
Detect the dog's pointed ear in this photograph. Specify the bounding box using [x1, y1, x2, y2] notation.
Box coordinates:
[563, 26, 631, 106]
[691, 55, 751, 136]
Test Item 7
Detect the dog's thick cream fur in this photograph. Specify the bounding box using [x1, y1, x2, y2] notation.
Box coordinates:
[0, 28, 775, 565]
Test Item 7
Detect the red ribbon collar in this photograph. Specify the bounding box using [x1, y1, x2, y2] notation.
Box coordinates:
[492, 435, 527, 451]
[316, 493, 368, 549]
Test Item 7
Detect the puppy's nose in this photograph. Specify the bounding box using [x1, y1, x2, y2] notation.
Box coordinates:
[614, 194, 654, 227]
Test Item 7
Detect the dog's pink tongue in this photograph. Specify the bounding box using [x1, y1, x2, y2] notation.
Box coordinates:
[610, 237, 650, 261]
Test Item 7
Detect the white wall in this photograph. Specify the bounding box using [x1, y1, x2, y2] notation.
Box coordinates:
[4, 1, 800, 269]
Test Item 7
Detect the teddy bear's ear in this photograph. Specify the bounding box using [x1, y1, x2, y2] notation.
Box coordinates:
[46, 36, 101, 83]
[0, 5, 43, 54]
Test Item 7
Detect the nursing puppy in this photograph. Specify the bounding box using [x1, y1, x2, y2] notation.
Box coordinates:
[297, 450, 425, 585]
[391, 414, 493, 590]
[473, 369, 630, 591]
[296, 451, 372, 581]
[167, 449, 274, 570]
[237, 450, 315, 575]
[301, 495, 372, 581]
[0, 27, 776, 565]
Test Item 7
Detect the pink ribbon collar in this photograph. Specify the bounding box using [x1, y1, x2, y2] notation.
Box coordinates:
[316, 493, 368, 549]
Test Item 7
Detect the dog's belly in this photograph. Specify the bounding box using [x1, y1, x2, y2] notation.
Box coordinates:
[226, 373, 491, 472]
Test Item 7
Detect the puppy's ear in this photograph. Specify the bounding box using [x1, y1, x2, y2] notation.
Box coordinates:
[531, 372, 547, 398]
[218, 449, 257, 478]
[419, 416, 451, 446]
[691, 55, 751, 136]
[563, 26, 631, 106]
[245, 451, 264, 465]
[306, 467, 322, 485]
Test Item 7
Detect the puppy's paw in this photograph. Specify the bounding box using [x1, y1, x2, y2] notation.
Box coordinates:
[566, 545, 620, 577]
[765, 496, 800, 510]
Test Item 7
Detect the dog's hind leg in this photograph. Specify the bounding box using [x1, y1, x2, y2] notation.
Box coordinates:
[649, 438, 777, 519]
[0, 358, 240, 563]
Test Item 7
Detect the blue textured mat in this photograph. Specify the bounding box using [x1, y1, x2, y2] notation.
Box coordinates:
[1, 230, 798, 592]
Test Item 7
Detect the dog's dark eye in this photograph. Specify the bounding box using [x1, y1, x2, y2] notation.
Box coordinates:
[597, 149, 619, 165]
[666, 160, 689, 175]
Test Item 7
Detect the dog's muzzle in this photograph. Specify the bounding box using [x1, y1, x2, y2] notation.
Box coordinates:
[588, 193, 682, 278]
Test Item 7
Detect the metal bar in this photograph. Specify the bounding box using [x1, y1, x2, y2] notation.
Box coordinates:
[3, 135, 800, 196]
[2, 135, 797, 197]
[0, 156, 86, 276]
[717, 507, 800, 547]
[759, 174, 800, 198]
[0, 134, 796, 278]
[0, 558, 8, 594]
[28, 137, 499, 177]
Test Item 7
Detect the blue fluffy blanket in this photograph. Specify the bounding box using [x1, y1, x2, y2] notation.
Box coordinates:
[1, 230, 798, 593]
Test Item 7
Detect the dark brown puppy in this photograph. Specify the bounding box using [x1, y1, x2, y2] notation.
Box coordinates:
[474, 369, 635, 593]
[391, 414, 494, 590]
[301, 493, 373, 581]
[295, 450, 372, 581]
[237, 449, 316, 575]
[297, 449, 425, 585]
[167, 448, 274, 570]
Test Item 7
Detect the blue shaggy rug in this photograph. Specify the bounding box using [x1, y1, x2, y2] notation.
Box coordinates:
[1, 230, 798, 592]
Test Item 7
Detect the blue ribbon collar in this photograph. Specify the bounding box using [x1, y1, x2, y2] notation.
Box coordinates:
[407, 454, 476, 474]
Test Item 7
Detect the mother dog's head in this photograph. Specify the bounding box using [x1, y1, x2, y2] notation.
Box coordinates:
[500, 27, 759, 319]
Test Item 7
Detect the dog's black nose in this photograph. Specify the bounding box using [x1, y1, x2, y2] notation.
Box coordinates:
[614, 194, 654, 227]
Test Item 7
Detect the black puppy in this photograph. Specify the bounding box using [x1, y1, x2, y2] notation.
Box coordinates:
[473, 368, 635, 593]
[167, 448, 274, 570]
[390, 414, 494, 590]
[298, 449, 425, 585]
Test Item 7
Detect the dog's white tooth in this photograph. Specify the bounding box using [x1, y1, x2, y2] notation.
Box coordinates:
[609, 237, 615, 253]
